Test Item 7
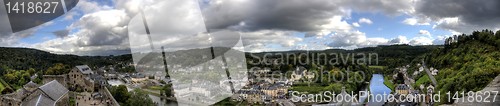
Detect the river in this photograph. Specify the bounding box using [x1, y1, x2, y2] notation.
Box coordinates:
[367, 74, 392, 106]
[149, 94, 180, 106]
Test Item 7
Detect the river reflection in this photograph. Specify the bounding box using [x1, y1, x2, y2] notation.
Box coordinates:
[148, 94, 180, 106]
[367, 74, 392, 106]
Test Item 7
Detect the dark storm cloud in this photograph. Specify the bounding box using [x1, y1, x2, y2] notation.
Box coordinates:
[417, 0, 500, 32]
[203, 0, 413, 33]
[53, 30, 70, 38]
[203, 0, 345, 32]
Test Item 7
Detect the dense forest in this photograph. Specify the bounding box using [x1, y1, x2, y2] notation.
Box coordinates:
[246, 44, 440, 75]
[0, 47, 133, 91]
[0, 47, 133, 71]
[424, 30, 500, 104]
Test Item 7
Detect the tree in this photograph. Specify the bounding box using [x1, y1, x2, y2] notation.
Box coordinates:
[45, 63, 68, 75]
[495, 30, 500, 41]
[110, 85, 130, 104]
[163, 84, 174, 97]
[1, 87, 13, 94]
[125, 89, 155, 106]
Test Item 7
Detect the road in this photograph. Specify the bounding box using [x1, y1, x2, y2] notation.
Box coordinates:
[421, 60, 438, 86]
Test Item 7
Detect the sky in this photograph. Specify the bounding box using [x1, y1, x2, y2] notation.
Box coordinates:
[1, 0, 499, 56]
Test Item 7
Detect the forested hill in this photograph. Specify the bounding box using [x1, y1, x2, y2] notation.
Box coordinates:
[247, 44, 441, 70]
[1, 44, 442, 72]
[0, 47, 132, 72]
[425, 30, 500, 104]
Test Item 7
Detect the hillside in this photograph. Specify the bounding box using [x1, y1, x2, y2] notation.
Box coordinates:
[425, 30, 500, 104]
[247, 44, 441, 72]
[0, 47, 133, 71]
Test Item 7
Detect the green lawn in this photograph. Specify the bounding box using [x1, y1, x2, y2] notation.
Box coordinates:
[368, 66, 386, 69]
[148, 85, 163, 90]
[0, 78, 8, 93]
[290, 85, 327, 94]
[383, 76, 395, 91]
[0, 81, 4, 92]
[415, 75, 430, 91]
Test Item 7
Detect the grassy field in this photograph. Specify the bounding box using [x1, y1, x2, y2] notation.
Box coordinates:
[0, 78, 8, 92]
[0, 81, 4, 92]
[148, 85, 163, 91]
[415, 75, 430, 91]
[368, 66, 385, 69]
[383, 76, 395, 91]
[290, 85, 328, 94]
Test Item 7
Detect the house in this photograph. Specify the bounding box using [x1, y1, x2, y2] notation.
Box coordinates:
[0, 81, 40, 106]
[290, 66, 314, 81]
[254, 68, 271, 74]
[68, 65, 111, 91]
[261, 84, 288, 99]
[431, 69, 439, 76]
[131, 73, 148, 83]
[427, 85, 435, 94]
[21, 80, 69, 106]
[1, 81, 65, 106]
[246, 90, 264, 104]
[232, 89, 251, 101]
[68, 65, 96, 92]
[42, 75, 67, 87]
[2, 65, 118, 106]
[395, 84, 410, 95]
[154, 71, 164, 80]
[68, 65, 118, 106]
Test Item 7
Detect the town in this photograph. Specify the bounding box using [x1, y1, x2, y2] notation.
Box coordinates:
[0, 64, 172, 106]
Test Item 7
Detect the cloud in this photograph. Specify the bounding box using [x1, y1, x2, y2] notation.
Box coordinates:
[28, 0, 463, 55]
[418, 30, 431, 37]
[342, 0, 415, 16]
[203, 0, 349, 34]
[31, 35, 131, 55]
[432, 35, 450, 45]
[389, 35, 409, 44]
[0, 35, 21, 46]
[52, 30, 70, 38]
[414, 0, 500, 33]
[358, 18, 373, 24]
[72, 10, 129, 46]
[124, 0, 305, 53]
[242, 30, 303, 48]
[76, 0, 113, 13]
[408, 36, 433, 45]
[352, 22, 360, 27]
[32, 9, 131, 55]
[54, 0, 424, 54]
[203, 0, 415, 36]
[389, 35, 434, 45]
[327, 30, 389, 48]
[403, 18, 430, 25]
[327, 33, 437, 48]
